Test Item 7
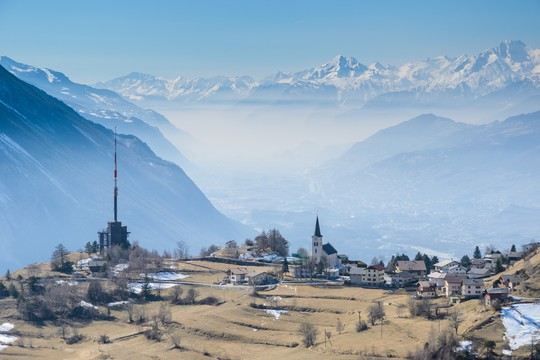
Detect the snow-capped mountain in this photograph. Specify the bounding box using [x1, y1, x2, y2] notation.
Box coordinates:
[95, 72, 256, 103]
[0, 64, 250, 273]
[96, 40, 540, 108]
[0, 56, 192, 168]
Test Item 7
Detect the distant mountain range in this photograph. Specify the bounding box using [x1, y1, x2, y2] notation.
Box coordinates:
[95, 40, 540, 110]
[0, 56, 192, 168]
[305, 112, 540, 257]
[0, 64, 250, 273]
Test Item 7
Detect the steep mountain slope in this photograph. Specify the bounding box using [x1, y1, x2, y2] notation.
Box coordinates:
[96, 41, 540, 110]
[0, 65, 250, 273]
[0, 56, 192, 167]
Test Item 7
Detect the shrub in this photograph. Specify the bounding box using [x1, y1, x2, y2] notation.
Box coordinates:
[298, 322, 317, 347]
[356, 320, 368, 332]
[198, 296, 221, 306]
[98, 334, 111, 344]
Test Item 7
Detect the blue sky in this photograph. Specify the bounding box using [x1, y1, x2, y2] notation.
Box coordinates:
[1, 0, 539, 84]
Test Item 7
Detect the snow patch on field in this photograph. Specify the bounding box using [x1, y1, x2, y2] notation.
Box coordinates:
[145, 272, 189, 281]
[107, 300, 131, 307]
[265, 309, 287, 320]
[80, 300, 98, 309]
[0, 323, 17, 352]
[501, 303, 540, 354]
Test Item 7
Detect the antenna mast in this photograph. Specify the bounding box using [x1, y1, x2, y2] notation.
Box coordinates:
[114, 128, 118, 222]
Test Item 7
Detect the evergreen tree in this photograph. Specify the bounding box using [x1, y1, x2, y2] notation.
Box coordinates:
[494, 258, 505, 274]
[460, 255, 472, 268]
[431, 256, 439, 266]
[473, 246, 482, 259]
[0, 281, 8, 297]
[414, 252, 423, 261]
[85, 242, 93, 255]
[510, 244, 517, 252]
[422, 254, 432, 274]
[282, 257, 289, 273]
[316, 260, 325, 275]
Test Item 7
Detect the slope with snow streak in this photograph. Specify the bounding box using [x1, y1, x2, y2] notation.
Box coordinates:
[501, 303, 540, 353]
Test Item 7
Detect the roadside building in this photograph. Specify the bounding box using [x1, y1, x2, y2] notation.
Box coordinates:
[417, 281, 437, 298]
[484, 287, 510, 306]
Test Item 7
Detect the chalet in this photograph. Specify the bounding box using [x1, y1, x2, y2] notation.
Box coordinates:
[483, 287, 509, 306]
[462, 279, 484, 298]
[384, 271, 416, 288]
[287, 264, 310, 278]
[396, 261, 427, 278]
[447, 265, 467, 276]
[88, 259, 107, 273]
[229, 268, 249, 285]
[444, 275, 466, 297]
[246, 271, 275, 285]
[433, 260, 460, 273]
[523, 242, 539, 254]
[498, 274, 523, 291]
[417, 281, 437, 298]
[470, 258, 489, 269]
[350, 264, 385, 287]
[467, 267, 493, 279]
[507, 252, 524, 265]
[427, 271, 447, 289]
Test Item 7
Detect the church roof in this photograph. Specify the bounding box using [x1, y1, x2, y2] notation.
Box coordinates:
[314, 216, 322, 237]
[322, 243, 337, 255]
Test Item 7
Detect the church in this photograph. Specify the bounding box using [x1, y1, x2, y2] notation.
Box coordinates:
[311, 216, 341, 269]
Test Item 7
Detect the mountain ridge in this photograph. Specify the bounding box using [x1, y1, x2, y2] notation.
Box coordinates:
[95, 40, 540, 108]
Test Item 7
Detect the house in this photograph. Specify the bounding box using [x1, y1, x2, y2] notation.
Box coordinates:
[467, 267, 493, 279]
[350, 264, 385, 287]
[287, 264, 310, 278]
[246, 271, 275, 285]
[462, 279, 484, 298]
[522, 242, 539, 254]
[507, 252, 524, 265]
[88, 259, 107, 273]
[444, 276, 466, 297]
[396, 261, 427, 278]
[484, 287, 509, 306]
[427, 271, 447, 289]
[384, 271, 416, 288]
[447, 265, 467, 276]
[228, 268, 249, 284]
[470, 258, 489, 269]
[433, 260, 460, 273]
[417, 281, 437, 298]
[311, 216, 341, 269]
[498, 274, 523, 290]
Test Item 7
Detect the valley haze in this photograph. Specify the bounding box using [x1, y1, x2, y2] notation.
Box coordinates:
[1, 39, 539, 273]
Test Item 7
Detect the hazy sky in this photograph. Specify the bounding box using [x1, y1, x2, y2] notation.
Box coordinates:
[1, 0, 539, 84]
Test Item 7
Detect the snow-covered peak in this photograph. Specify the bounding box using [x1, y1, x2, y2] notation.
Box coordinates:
[0, 56, 68, 84]
[301, 55, 368, 80]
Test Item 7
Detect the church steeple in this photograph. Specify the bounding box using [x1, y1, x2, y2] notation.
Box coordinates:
[314, 215, 322, 237]
[312, 215, 323, 262]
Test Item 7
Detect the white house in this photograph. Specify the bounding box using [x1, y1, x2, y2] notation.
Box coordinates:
[447, 265, 467, 276]
[433, 260, 460, 273]
[350, 264, 385, 287]
[427, 271, 447, 289]
[229, 268, 248, 284]
[444, 275, 466, 297]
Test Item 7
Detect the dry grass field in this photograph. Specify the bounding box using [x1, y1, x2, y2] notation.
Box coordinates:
[1, 254, 539, 359]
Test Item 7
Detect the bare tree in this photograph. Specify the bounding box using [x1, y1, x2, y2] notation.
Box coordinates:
[158, 302, 172, 325]
[336, 318, 344, 334]
[184, 288, 198, 305]
[449, 310, 463, 335]
[368, 301, 385, 325]
[169, 286, 183, 305]
[298, 322, 318, 347]
[174, 240, 190, 259]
